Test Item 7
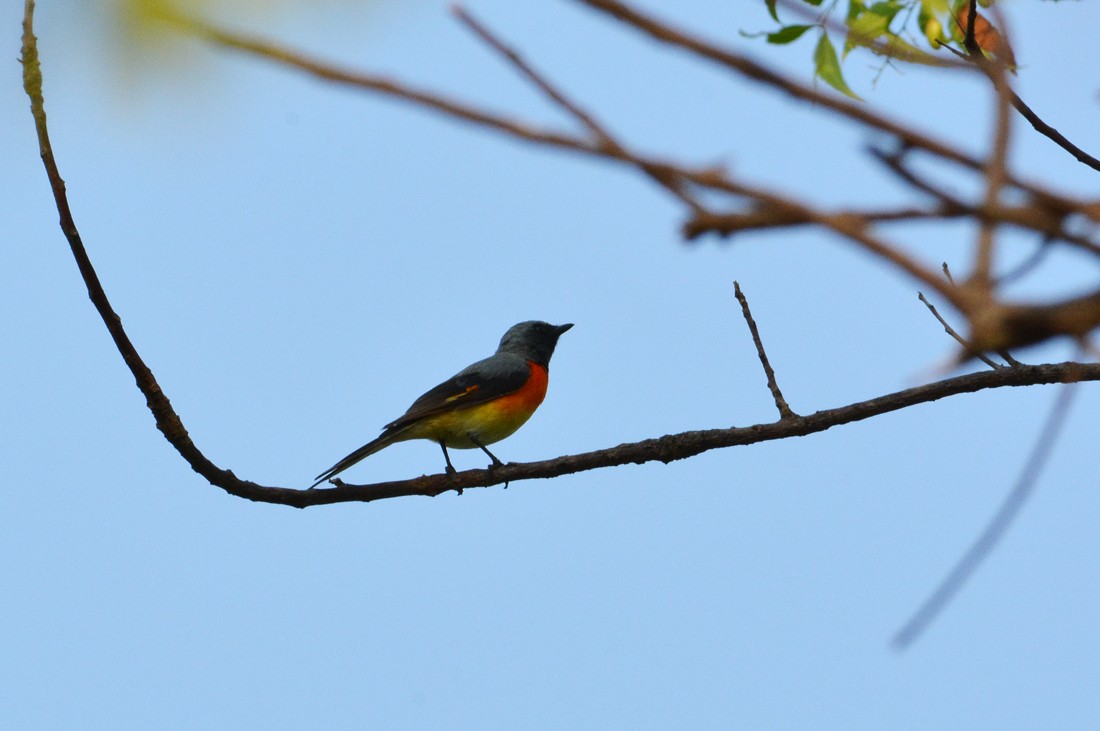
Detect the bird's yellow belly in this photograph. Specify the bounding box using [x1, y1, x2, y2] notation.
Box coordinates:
[401, 363, 549, 448]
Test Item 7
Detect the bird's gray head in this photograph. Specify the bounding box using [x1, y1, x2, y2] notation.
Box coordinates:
[496, 320, 573, 366]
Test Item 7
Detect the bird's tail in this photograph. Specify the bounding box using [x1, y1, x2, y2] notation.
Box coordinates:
[309, 428, 403, 489]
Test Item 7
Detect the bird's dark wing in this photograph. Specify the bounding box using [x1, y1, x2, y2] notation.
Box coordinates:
[384, 353, 531, 431]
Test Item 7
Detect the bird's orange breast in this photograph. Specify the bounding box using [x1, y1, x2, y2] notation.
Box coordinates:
[484, 361, 548, 416]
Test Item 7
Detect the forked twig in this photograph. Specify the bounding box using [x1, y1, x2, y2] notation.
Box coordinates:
[918, 292, 1002, 370]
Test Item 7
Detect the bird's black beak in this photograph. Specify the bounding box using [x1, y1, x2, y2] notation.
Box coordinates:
[556, 323, 574, 336]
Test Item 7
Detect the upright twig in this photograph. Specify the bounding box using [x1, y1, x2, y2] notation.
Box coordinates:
[734, 282, 797, 420]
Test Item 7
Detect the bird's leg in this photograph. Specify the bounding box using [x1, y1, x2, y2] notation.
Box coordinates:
[438, 441, 457, 476]
[468, 434, 508, 488]
[467, 434, 503, 468]
[438, 441, 463, 495]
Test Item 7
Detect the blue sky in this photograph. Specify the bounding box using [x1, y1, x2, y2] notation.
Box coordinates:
[4, 1, 1100, 728]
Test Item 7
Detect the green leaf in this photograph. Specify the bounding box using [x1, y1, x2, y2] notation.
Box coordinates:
[848, 10, 891, 41]
[802, 0, 825, 6]
[765, 0, 779, 22]
[921, 0, 950, 14]
[767, 24, 814, 44]
[813, 33, 862, 99]
[868, 0, 903, 21]
[880, 32, 924, 57]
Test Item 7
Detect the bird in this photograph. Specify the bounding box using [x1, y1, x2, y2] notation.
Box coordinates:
[311, 320, 573, 488]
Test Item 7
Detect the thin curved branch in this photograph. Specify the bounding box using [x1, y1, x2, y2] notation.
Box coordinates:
[22, 0, 1100, 512]
[893, 377, 1081, 649]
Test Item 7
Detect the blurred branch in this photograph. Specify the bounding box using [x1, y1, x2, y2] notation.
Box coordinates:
[174, 3, 1100, 338]
[450, 5, 703, 212]
[869, 146, 1100, 258]
[893, 375, 1082, 650]
[970, 3, 1012, 292]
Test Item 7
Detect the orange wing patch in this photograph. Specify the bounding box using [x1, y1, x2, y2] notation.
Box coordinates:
[445, 384, 480, 403]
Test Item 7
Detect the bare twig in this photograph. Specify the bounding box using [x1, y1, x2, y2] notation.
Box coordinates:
[1007, 87, 1100, 173]
[918, 292, 1002, 370]
[870, 146, 968, 212]
[734, 282, 797, 420]
[893, 375, 1082, 649]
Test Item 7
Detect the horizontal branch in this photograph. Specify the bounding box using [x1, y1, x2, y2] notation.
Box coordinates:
[289, 361, 1098, 508]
